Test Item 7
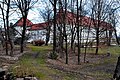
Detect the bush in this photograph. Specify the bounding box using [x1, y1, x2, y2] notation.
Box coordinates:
[14, 37, 22, 45]
[49, 52, 58, 60]
[32, 40, 45, 46]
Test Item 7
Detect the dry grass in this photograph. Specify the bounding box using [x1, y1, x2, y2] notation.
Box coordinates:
[9, 45, 120, 80]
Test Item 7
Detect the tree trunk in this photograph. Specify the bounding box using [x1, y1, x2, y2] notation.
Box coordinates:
[113, 56, 120, 80]
[84, 26, 90, 63]
[95, 28, 99, 55]
[5, 40, 8, 55]
[71, 22, 75, 49]
[0, 3, 8, 55]
[114, 29, 120, 45]
[108, 30, 112, 46]
[106, 30, 109, 46]
[65, 35, 68, 64]
[6, 0, 14, 56]
[77, 0, 80, 64]
[20, 16, 27, 53]
[53, 0, 57, 54]
[45, 14, 51, 46]
[64, 0, 68, 64]
[58, 24, 64, 58]
[77, 0, 82, 65]
[95, 0, 101, 55]
[45, 30, 50, 46]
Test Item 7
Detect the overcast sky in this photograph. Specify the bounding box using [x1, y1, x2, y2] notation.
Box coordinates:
[27, 0, 120, 35]
[0, 0, 46, 24]
[0, 0, 120, 35]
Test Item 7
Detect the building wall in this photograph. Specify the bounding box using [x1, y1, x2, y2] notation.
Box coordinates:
[28, 29, 47, 41]
[15, 25, 114, 45]
[15, 26, 30, 37]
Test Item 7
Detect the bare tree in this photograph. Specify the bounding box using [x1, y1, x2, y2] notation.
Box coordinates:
[12, 0, 38, 53]
[88, 0, 120, 54]
[76, 0, 82, 65]
[49, 0, 57, 55]
[68, 0, 76, 50]
[38, 1, 53, 46]
[63, 0, 68, 64]
[109, 8, 120, 46]
[89, 0, 109, 54]
[0, 0, 14, 56]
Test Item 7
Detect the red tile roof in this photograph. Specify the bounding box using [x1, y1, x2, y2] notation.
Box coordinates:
[28, 22, 49, 31]
[14, 17, 33, 27]
[15, 11, 113, 31]
[56, 10, 113, 30]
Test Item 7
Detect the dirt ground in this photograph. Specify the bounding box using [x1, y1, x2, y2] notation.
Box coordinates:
[0, 46, 29, 70]
[47, 53, 117, 80]
[0, 47, 118, 80]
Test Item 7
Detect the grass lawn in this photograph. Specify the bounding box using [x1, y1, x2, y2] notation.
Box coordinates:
[9, 45, 120, 80]
[80, 46, 120, 55]
[10, 45, 83, 80]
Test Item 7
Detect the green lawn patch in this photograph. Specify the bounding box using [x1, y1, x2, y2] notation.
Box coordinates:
[80, 46, 120, 55]
[28, 45, 52, 52]
[10, 45, 120, 80]
[10, 45, 53, 79]
[10, 45, 79, 80]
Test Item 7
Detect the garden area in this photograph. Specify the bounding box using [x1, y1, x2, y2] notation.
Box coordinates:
[0, 44, 119, 80]
[0, 0, 120, 80]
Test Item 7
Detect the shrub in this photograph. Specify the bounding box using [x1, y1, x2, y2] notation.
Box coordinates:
[32, 40, 45, 46]
[49, 52, 58, 60]
[14, 37, 22, 45]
